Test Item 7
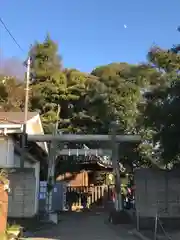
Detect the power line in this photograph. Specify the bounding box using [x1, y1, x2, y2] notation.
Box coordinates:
[0, 17, 24, 52]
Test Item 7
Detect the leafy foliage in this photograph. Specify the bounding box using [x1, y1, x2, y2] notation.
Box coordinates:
[0, 75, 24, 111]
[143, 47, 180, 167]
[2, 33, 180, 168]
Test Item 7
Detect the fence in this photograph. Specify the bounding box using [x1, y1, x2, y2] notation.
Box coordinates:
[154, 213, 171, 240]
[66, 185, 113, 210]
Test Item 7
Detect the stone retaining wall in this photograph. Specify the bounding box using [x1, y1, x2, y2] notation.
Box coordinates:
[134, 168, 180, 229]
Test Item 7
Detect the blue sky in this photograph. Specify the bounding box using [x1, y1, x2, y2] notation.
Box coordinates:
[1, 0, 180, 72]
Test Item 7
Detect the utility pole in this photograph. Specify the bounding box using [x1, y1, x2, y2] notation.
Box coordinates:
[20, 57, 31, 169]
[111, 121, 122, 211]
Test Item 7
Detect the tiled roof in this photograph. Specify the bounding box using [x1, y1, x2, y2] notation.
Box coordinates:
[0, 112, 38, 124]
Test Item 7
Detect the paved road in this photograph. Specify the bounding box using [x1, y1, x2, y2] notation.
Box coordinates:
[31, 212, 137, 240]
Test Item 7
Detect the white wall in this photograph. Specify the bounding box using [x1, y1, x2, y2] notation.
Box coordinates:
[14, 153, 33, 168]
[0, 124, 43, 216]
[27, 115, 43, 135]
[27, 117, 48, 153]
[34, 161, 40, 214]
[0, 136, 14, 167]
[27, 121, 36, 135]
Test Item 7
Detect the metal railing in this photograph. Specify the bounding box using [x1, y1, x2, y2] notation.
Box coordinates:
[136, 209, 171, 240]
[154, 211, 172, 240]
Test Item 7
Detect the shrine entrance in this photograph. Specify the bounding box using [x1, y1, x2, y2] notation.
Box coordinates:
[27, 123, 141, 220]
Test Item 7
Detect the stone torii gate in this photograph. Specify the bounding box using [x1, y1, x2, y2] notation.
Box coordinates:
[28, 126, 140, 217]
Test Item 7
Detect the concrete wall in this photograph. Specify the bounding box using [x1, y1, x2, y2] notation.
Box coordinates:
[14, 154, 40, 215]
[8, 169, 36, 217]
[135, 168, 180, 218]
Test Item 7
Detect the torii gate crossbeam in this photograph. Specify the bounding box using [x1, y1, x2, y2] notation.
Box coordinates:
[27, 134, 141, 142]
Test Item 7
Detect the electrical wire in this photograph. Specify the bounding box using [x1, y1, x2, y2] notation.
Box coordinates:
[0, 17, 24, 52]
[0, 17, 29, 123]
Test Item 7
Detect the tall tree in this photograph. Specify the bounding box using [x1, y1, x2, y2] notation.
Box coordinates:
[29, 34, 62, 83]
[92, 63, 145, 134]
[29, 34, 64, 132]
[143, 46, 180, 167]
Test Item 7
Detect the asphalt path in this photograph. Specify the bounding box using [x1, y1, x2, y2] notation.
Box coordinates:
[29, 211, 137, 240]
